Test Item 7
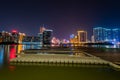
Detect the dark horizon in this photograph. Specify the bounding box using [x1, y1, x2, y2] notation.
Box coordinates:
[0, 0, 120, 40]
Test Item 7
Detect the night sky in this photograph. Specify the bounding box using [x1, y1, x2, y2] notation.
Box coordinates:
[0, 0, 120, 40]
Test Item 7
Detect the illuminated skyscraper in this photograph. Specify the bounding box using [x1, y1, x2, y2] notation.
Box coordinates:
[104, 29, 112, 41]
[93, 27, 120, 42]
[38, 26, 45, 47]
[17, 33, 25, 53]
[93, 27, 106, 42]
[77, 30, 87, 43]
[18, 33, 26, 43]
[11, 30, 19, 43]
[2, 31, 12, 42]
[112, 28, 120, 42]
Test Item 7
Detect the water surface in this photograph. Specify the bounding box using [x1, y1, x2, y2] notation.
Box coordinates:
[0, 45, 120, 80]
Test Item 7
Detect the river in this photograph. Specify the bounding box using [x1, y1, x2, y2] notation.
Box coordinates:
[0, 45, 120, 80]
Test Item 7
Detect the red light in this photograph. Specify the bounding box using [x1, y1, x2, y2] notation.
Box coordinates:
[9, 45, 16, 59]
[8, 66, 16, 71]
[12, 30, 17, 33]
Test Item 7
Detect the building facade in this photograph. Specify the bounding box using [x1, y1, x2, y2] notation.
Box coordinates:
[93, 27, 106, 42]
[112, 28, 120, 42]
[104, 29, 112, 41]
[43, 29, 53, 46]
[77, 30, 87, 43]
[93, 27, 120, 42]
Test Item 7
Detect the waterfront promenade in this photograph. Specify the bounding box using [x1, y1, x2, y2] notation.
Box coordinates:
[10, 53, 120, 70]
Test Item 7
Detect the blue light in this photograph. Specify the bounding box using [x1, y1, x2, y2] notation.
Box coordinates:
[70, 34, 75, 39]
[0, 46, 4, 65]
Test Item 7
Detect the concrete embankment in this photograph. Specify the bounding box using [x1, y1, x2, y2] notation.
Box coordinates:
[77, 47, 120, 64]
[10, 54, 120, 70]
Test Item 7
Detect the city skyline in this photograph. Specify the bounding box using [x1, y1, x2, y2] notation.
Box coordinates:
[0, 0, 120, 39]
[93, 27, 120, 42]
[1, 25, 120, 41]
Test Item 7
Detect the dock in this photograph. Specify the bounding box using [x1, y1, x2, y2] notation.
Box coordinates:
[10, 54, 120, 70]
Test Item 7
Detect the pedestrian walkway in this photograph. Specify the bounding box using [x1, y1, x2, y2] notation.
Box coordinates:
[10, 54, 120, 70]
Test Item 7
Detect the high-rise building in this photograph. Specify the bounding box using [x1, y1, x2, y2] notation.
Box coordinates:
[43, 29, 53, 46]
[1, 31, 12, 42]
[17, 33, 25, 53]
[32, 36, 41, 42]
[93, 27, 106, 42]
[11, 30, 19, 43]
[91, 35, 95, 43]
[38, 33, 43, 42]
[40, 27, 46, 33]
[22, 36, 33, 42]
[77, 30, 87, 43]
[18, 33, 26, 43]
[112, 28, 120, 42]
[93, 27, 120, 42]
[104, 29, 112, 41]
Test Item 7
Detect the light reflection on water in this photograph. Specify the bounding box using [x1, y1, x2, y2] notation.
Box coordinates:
[0, 45, 120, 80]
[0, 44, 41, 66]
[105, 44, 120, 48]
[0, 64, 120, 80]
[9, 45, 16, 59]
[0, 46, 4, 67]
[90, 44, 120, 48]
